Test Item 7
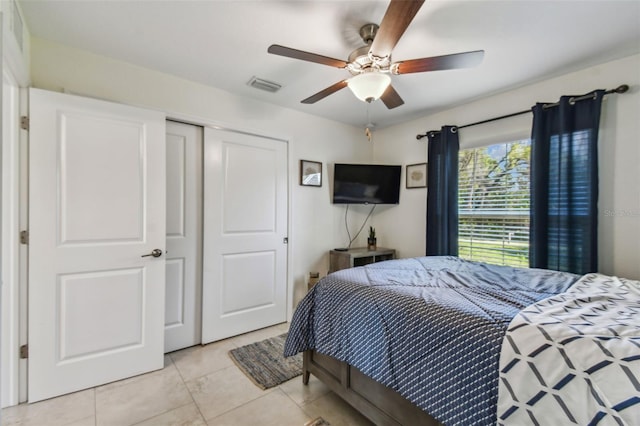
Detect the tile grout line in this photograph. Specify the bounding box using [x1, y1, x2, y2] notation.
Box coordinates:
[205, 387, 287, 424]
[166, 350, 210, 424]
[128, 401, 198, 426]
[128, 359, 195, 425]
[170, 340, 240, 383]
[99, 358, 199, 426]
[278, 382, 316, 422]
[197, 364, 280, 422]
[180, 363, 209, 424]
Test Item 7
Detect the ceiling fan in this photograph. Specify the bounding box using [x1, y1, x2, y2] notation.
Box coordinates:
[267, 0, 484, 109]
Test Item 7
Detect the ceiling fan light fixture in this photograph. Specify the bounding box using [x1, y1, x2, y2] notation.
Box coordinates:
[347, 72, 391, 103]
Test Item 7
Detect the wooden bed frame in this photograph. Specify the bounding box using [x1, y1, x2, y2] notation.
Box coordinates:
[303, 350, 440, 426]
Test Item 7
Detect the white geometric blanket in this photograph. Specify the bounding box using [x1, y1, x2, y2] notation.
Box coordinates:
[497, 273, 640, 425]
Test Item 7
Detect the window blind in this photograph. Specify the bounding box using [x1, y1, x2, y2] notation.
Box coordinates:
[458, 140, 531, 267]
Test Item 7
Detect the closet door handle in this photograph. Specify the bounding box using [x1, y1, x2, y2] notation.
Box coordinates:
[141, 249, 163, 258]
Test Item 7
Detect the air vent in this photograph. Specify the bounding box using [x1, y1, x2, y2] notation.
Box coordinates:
[247, 76, 282, 93]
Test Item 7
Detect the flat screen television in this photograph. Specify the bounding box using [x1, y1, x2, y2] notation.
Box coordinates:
[333, 163, 401, 204]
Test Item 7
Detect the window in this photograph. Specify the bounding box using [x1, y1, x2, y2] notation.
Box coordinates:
[458, 140, 531, 267]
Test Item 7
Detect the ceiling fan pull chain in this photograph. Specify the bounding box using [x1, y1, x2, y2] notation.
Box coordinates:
[365, 103, 374, 142]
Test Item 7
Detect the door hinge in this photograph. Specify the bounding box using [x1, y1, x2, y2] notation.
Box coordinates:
[20, 116, 29, 131]
[20, 230, 29, 245]
[19, 344, 28, 359]
[283, 237, 288, 244]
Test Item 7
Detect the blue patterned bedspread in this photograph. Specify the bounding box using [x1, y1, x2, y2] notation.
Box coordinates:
[284, 256, 579, 425]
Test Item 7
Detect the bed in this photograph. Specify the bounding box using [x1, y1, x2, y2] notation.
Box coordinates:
[284, 256, 640, 425]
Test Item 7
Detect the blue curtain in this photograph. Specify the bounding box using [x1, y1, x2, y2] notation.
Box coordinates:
[529, 90, 605, 274]
[426, 126, 459, 256]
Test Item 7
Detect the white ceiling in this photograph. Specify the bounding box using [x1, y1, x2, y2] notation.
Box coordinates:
[19, 0, 640, 129]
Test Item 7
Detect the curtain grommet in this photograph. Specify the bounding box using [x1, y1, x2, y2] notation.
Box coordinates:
[568, 97, 576, 105]
[451, 127, 458, 134]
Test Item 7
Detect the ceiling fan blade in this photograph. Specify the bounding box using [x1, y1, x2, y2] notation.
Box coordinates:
[301, 80, 349, 104]
[369, 0, 425, 59]
[268, 45, 348, 68]
[380, 84, 404, 109]
[394, 50, 485, 74]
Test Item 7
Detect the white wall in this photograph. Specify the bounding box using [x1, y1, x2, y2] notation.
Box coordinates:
[29, 37, 374, 310]
[0, 0, 31, 86]
[373, 54, 640, 281]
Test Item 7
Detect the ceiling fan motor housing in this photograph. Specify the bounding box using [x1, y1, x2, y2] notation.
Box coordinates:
[347, 23, 392, 75]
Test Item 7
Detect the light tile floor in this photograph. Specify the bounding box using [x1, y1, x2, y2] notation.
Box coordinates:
[2, 323, 374, 426]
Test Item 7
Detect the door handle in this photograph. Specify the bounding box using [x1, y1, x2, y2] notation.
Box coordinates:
[141, 249, 163, 258]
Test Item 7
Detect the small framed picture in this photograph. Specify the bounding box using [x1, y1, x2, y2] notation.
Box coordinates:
[406, 163, 427, 188]
[300, 160, 322, 187]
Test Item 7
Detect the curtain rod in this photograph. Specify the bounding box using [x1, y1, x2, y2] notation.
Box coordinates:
[416, 84, 629, 140]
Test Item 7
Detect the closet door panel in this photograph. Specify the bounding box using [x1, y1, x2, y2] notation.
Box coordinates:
[164, 121, 203, 352]
[202, 128, 288, 343]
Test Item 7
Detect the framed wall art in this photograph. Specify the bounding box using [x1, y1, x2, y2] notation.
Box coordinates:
[300, 160, 322, 187]
[406, 162, 427, 188]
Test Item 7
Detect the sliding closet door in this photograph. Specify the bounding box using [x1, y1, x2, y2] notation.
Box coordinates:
[202, 128, 288, 343]
[165, 121, 203, 352]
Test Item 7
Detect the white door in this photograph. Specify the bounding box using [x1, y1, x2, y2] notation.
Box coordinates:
[202, 128, 288, 343]
[28, 89, 166, 402]
[165, 121, 203, 353]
